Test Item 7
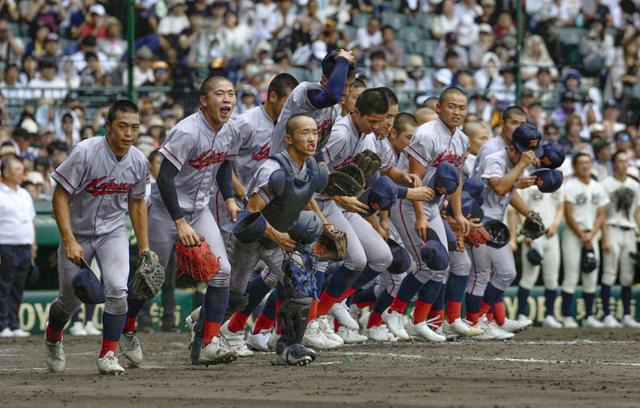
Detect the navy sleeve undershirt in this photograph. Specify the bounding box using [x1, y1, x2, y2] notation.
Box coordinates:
[156, 159, 184, 221]
[307, 58, 349, 109]
[216, 160, 234, 200]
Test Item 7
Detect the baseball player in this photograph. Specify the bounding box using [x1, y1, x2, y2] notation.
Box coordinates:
[128, 76, 243, 365]
[384, 87, 476, 342]
[472, 106, 527, 177]
[561, 152, 609, 328]
[45, 100, 150, 374]
[600, 150, 640, 328]
[270, 50, 356, 156]
[463, 121, 489, 180]
[516, 183, 564, 328]
[340, 78, 366, 117]
[209, 73, 299, 313]
[466, 124, 542, 339]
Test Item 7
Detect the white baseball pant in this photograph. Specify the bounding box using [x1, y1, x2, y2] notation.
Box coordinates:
[561, 229, 599, 294]
[519, 234, 561, 290]
[602, 225, 636, 287]
[227, 236, 286, 290]
[467, 244, 516, 296]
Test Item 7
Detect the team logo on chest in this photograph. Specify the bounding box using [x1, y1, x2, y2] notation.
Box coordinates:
[575, 193, 587, 206]
[189, 150, 228, 170]
[252, 142, 270, 162]
[85, 177, 135, 196]
[432, 151, 463, 167]
[591, 194, 600, 205]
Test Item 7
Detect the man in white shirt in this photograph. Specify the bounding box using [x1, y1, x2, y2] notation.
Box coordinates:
[0, 157, 36, 337]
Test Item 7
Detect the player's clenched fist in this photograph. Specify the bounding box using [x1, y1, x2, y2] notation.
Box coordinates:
[63, 239, 84, 266]
[336, 49, 356, 65]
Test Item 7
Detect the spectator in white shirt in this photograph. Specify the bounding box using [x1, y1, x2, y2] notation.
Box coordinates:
[356, 16, 382, 50]
[28, 59, 69, 100]
[0, 157, 36, 337]
[158, 0, 191, 36]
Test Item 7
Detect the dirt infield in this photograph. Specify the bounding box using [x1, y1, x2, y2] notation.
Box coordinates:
[1, 329, 639, 408]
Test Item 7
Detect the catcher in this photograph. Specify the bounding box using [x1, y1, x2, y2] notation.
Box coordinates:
[220, 114, 342, 366]
[465, 123, 544, 337]
[44, 100, 153, 375]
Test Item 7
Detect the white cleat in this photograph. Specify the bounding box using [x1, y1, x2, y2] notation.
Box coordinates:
[499, 318, 532, 333]
[97, 351, 125, 375]
[563, 316, 579, 328]
[330, 301, 359, 330]
[359, 312, 371, 334]
[12, 328, 30, 337]
[382, 309, 410, 341]
[603, 315, 623, 328]
[246, 329, 271, 352]
[407, 321, 446, 342]
[220, 321, 253, 357]
[622, 315, 640, 328]
[267, 329, 280, 351]
[46, 342, 65, 373]
[492, 322, 515, 339]
[542, 315, 562, 329]
[473, 317, 513, 340]
[582, 316, 605, 328]
[337, 326, 367, 344]
[199, 336, 238, 365]
[447, 318, 483, 337]
[69, 322, 87, 336]
[120, 332, 143, 366]
[84, 322, 101, 336]
[366, 324, 395, 342]
[319, 316, 344, 346]
[0, 327, 13, 337]
[302, 319, 339, 350]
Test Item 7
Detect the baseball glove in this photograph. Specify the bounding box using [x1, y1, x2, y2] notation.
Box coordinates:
[129, 250, 165, 300]
[353, 149, 382, 178]
[175, 237, 221, 282]
[465, 226, 492, 248]
[323, 164, 364, 196]
[315, 224, 348, 261]
[522, 211, 545, 240]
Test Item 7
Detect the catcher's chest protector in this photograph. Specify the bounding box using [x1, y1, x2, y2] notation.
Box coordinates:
[261, 153, 327, 234]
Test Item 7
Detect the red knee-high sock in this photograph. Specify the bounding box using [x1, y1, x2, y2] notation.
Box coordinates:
[356, 301, 375, 309]
[252, 313, 275, 334]
[494, 301, 506, 326]
[486, 312, 494, 322]
[275, 299, 284, 335]
[389, 297, 409, 314]
[203, 321, 221, 346]
[123, 316, 137, 334]
[316, 291, 340, 317]
[337, 287, 357, 303]
[479, 301, 492, 317]
[446, 301, 462, 323]
[413, 300, 432, 324]
[228, 311, 249, 333]
[429, 309, 445, 328]
[46, 325, 63, 343]
[367, 311, 383, 328]
[99, 339, 119, 358]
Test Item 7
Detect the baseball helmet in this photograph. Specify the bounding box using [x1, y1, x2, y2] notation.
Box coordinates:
[482, 217, 510, 249]
[420, 228, 449, 271]
[581, 247, 597, 273]
[221, 211, 267, 243]
[72, 267, 105, 304]
[387, 239, 411, 275]
[288, 211, 324, 244]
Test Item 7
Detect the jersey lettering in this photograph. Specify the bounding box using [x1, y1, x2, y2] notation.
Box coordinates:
[432, 151, 463, 167]
[189, 150, 229, 170]
[575, 193, 587, 206]
[251, 142, 271, 162]
[85, 177, 136, 196]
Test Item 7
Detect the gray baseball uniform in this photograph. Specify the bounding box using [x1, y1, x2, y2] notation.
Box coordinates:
[270, 82, 339, 155]
[390, 119, 469, 284]
[320, 114, 393, 273]
[148, 110, 241, 288]
[472, 135, 506, 177]
[467, 149, 517, 295]
[51, 137, 148, 316]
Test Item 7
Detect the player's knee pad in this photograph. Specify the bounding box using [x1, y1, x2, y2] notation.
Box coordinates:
[104, 296, 128, 315]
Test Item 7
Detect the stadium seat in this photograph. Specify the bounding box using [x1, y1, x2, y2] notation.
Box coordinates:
[352, 13, 373, 29]
[381, 12, 409, 31]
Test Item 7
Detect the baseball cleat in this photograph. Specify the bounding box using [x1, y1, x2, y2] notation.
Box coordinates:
[337, 326, 367, 344]
[246, 329, 271, 352]
[367, 324, 396, 342]
[69, 321, 87, 336]
[84, 322, 101, 336]
[603, 315, 623, 328]
[492, 323, 515, 339]
[542, 315, 563, 329]
[46, 342, 66, 373]
[120, 332, 143, 366]
[303, 318, 340, 350]
[319, 316, 344, 346]
[186, 315, 203, 365]
[267, 329, 281, 351]
[582, 316, 605, 328]
[407, 321, 446, 342]
[12, 328, 30, 337]
[199, 336, 238, 365]
[446, 318, 482, 336]
[382, 309, 410, 341]
[359, 312, 371, 334]
[622, 315, 640, 328]
[97, 351, 125, 375]
[330, 301, 359, 330]
[562, 316, 579, 328]
[221, 321, 253, 357]
[273, 343, 316, 366]
[499, 318, 532, 333]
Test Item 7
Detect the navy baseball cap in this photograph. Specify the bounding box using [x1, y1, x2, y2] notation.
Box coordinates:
[512, 123, 543, 157]
[538, 141, 565, 169]
[428, 162, 459, 196]
[446, 191, 484, 220]
[72, 263, 105, 305]
[581, 247, 597, 273]
[420, 229, 449, 271]
[221, 211, 266, 243]
[359, 176, 398, 215]
[530, 168, 563, 193]
[462, 177, 486, 205]
[526, 240, 543, 266]
[321, 50, 355, 77]
[387, 239, 411, 275]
